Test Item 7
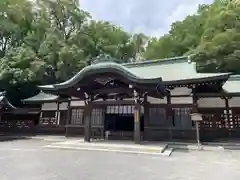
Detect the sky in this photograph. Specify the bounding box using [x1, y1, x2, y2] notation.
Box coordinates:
[80, 0, 214, 37]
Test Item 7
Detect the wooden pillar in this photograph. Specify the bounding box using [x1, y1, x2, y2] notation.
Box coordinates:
[143, 95, 149, 127]
[84, 104, 92, 142]
[225, 97, 230, 122]
[56, 101, 60, 125]
[65, 99, 71, 137]
[167, 92, 172, 140]
[224, 96, 231, 138]
[143, 103, 149, 141]
[84, 93, 92, 142]
[134, 103, 141, 144]
[101, 106, 107, 140]
[192, 88, 200, 141]
[192, 88, 199, 113]
[39, 108, 43, 125]
[133, 90, 141, 144]
[0, 113, 2, 135]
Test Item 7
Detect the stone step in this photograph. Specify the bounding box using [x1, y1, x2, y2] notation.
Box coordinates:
[162, 148, 174, 156]
[46, 143, 165, 152]
[45, 144, 170, 156]
[44, 142, 172, 156]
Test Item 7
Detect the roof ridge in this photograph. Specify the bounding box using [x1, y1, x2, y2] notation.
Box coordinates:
[123, 56, 191, 67]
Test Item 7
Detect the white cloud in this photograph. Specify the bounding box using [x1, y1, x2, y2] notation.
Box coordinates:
[80, 0, 214, 36]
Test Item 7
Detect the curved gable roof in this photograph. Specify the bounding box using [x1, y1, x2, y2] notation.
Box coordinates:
[39, 56, 231, 91]
[39, 61, 163, 90]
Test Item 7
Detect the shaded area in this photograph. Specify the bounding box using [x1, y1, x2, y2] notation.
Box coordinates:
[0, 135, 31, 142]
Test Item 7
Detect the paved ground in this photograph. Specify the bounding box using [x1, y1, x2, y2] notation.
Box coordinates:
[1, 139, 240, 180]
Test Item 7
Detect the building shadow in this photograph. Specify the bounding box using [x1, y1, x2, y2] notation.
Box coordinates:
[0, 135, 31, 142]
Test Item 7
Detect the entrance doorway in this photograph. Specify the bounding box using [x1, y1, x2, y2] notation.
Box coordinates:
[105, 114, 144, 132]
[103, 105, 144, 140]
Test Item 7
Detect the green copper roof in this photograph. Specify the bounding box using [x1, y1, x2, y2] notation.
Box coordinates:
[223, 75, 240, 93]
[123, 56, 230, 83]
[39, 56, 231, 91]
[22, 91, 59, 103]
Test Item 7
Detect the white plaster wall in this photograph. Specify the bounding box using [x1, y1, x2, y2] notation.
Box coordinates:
[71, 100, 85, 107]
[171, 97, 193, 104]
[41, 102, 68, 110]
[229, 97, 240, 107]
[147, 96, 167, 104]
[42, 103, 57, 110]
[59, 102, 68, 110]
[170, 87, 192, 96]
[198, 97, 225, 108]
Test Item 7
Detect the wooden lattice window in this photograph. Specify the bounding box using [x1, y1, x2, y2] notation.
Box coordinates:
[149, 107, 167, 126]
[172, 108, 192, 129]
[106, 105, 143, 114]
[71, 109, 84, 125]
[91, 108, 104, 126]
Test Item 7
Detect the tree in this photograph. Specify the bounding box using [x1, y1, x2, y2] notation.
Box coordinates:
[192, 0, 240, 72]
[144, 35, 181, 59]
[144, 0, 240, 73]
[131, 33, 148, 61]
[78, 20, 136, 61]
[0, 0, 34, 57]
[0, 0, 139, 105]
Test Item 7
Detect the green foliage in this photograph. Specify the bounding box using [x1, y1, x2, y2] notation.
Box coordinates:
[0, 0, 147, 105]
[144, 0, 240, 73]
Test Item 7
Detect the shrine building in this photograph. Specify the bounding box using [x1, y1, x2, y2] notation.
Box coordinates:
[23, 56, 240, 143]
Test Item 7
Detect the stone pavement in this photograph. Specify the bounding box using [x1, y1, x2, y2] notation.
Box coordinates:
[44, 139, 173, 156]
[1, 139, 240, 180]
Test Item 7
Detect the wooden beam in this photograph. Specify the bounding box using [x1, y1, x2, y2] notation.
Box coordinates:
[93, 100, 135, 105]
[167, 92, 172, 140]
